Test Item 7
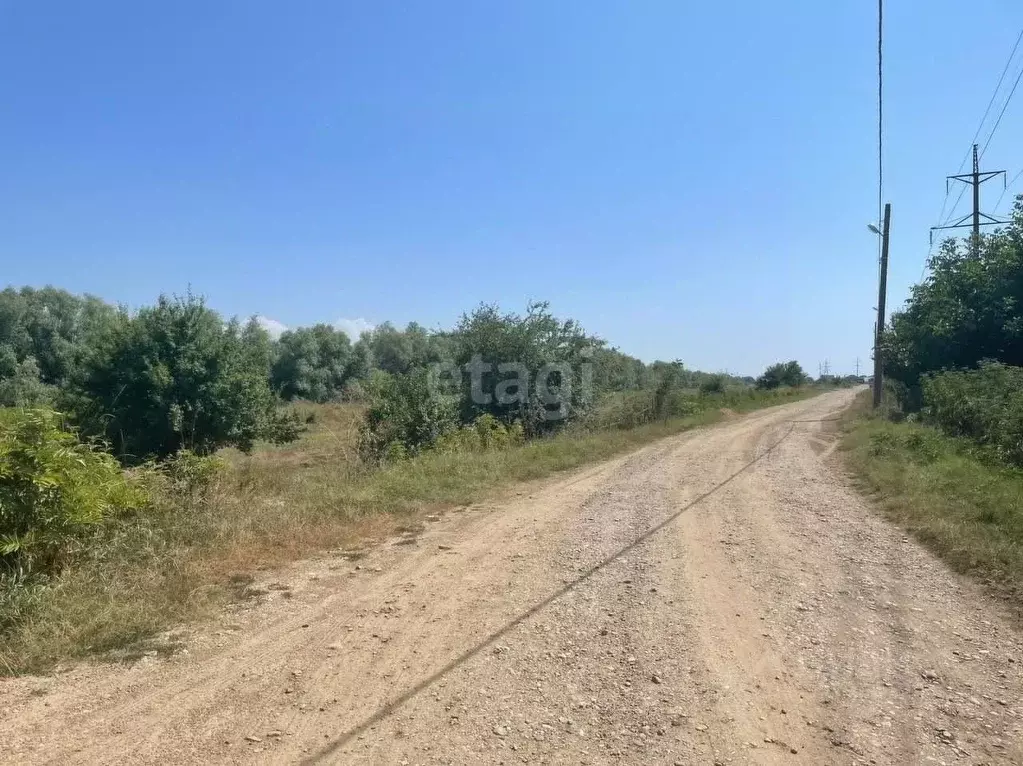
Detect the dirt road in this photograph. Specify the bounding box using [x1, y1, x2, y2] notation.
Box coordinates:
[3, 389, 1022, 765]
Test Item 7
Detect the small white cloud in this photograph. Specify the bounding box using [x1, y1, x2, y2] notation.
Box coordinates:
[334, 317, 375, 339]
[255, 315, 288, 339]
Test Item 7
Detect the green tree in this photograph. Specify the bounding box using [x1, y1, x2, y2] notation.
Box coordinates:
[0, 286, 121, 404]
[883, 198, 1023, 406]
[368, 322, 416, 376]
[75, 294, 293, 461]
[367, 321, 451, 376]
[0, 355, 52, 407]
[454, 302, 598, 434]
[653, 360, 686, 418]
[348, 336, 374, 381]
[591, 348, 646, 394]
[271, 324, 353, 402]
[698, 374, 727, 394]
[756, 360, 807, 390]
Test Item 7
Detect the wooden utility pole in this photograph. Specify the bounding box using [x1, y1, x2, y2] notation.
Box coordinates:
[872, 203, 891, 409]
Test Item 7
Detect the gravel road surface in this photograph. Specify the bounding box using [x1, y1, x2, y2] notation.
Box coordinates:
[3, 389, 1021, 765]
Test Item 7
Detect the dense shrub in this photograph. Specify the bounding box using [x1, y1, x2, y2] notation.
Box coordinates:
[433, 414, 524, 453]
[368, 321, 451, 377]
[162, 449, 225, 503]
[360, 370, 458, 459]
[74, 295, 297, 462]
[0, 409, 147, 576]
[756, 361, 807, 390]
[884, 200, 1023, 405]
[271, 324, 355, 402]
[922, 362, 1023, 466]
[1, 286, 811, 469]
[453, 302, 595, 435]
[581, 391, 657, 431]
[591, 347, 651, 393]
[0, 356, 53, 407]
[699, 375, 727, 395]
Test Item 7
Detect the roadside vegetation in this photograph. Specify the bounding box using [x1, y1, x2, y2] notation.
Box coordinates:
[0, 287, 826, 674]
[842, 391, 1023, 608]
[842, 196, 1023, 605]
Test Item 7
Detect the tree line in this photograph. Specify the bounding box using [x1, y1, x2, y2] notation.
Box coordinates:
[881, 197, 1023, 465]
[0, 288, 802, 463]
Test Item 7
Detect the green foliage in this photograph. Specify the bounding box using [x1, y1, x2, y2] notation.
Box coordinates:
[653, 360, 686, 419]
[347, 337, 374, 382]
[875, 198, 1023, 468]
[922, 362, 1023, 467]
[271, 324, 354, 402]
[0, 355, 54, 407]
[756, 360, 807, 390]
[162, 449, 225, 499]
[367, 321, 451, 376]
[264, 408, 305, 444]
[0, 284, 814, 476]
[591, 347, 649, 394]
[341, 378, 368, 403]
[1, 362, 819, 673]
[842, 392, 1023, 604]
[0, 409, 147, 576]
[0, 286, 121, 405]
[366, 322, 416, 376]
[360, 369, 458, 459]
[454, 301, 596, 435]
[75, 294, 293, 462]
[583, 391, 658, 431]
[815, 374, 863, 388]
[883, 199, 1023, 405]
[698, 374, 727, 395]
[433, 414, 525, 454]
[0, 576, 46, 636]
[356, 302, 787, 457]
[358, 302, 590, 456]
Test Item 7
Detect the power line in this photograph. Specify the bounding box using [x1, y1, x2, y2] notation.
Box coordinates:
[941, 180, 970, 228]
[877, 0, 884, 267]
[924, 26, 1023, 286]
[935, 27, 1023, 227]
[995, 167, 1023, 213]
[980, 60, 1023, 158]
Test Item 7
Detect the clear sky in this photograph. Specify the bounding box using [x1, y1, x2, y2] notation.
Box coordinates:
[2, 1, 1022, 377]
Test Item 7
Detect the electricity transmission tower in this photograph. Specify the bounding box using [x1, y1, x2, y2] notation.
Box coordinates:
[931, 144, 1008, 252]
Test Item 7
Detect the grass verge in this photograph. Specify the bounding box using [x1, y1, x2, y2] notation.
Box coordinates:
[840, 390, 1023, 610]
[2, 387, 821, 674]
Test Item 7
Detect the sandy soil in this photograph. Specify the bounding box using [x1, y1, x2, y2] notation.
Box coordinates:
[2, 389, 1021, 765]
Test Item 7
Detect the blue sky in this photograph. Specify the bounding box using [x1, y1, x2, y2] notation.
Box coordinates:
[2, 1, 1022, 376]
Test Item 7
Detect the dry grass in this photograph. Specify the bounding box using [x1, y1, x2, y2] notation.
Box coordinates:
[2, 389, 822, 674]
[841, 390, 1023, 611]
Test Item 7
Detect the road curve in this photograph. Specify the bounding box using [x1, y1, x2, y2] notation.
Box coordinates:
[3, 389, 1022, 764]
